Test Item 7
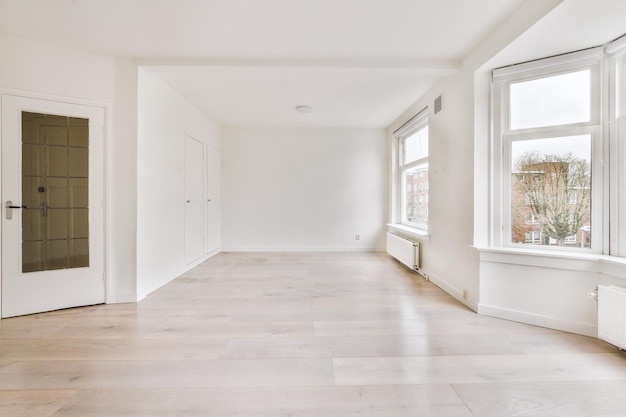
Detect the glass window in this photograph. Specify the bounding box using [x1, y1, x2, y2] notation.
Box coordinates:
[525, 231, 542, 244]
[564, 234, 578, 244]
[395, 109, 429, 230]
[511, 135, 591, 248]
[402, 126, 428, 164]
[510, 70, 591, 130]
[493, 49, 601, 252]
[401, 164, 428, 226]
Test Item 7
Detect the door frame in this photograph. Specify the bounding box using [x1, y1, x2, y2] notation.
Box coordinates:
[205, 143, 221, 256]
[0, 88, 111, 317]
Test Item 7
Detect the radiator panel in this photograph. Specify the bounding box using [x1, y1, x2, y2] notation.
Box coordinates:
[386, 232, 420, 270]
[598, 285, 626, 350]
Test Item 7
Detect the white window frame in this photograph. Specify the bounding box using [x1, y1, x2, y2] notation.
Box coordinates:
[491, 48, 604, 254]
[608, 36, 626, 257]
[394, 108, 429, 230]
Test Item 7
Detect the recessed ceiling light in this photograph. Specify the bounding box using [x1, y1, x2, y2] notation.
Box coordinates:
[295, 105, 312, 113]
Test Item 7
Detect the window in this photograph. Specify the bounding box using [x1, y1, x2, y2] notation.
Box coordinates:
[525, 231, 542, 244]
[492, 36, 626, 256]
[564, 234, 578, 245]
[524, 192, 533, 205]
[395, 109, 429, 229]
[510, 135, 593, 249]
[493, 48, 601, 251]
[509, 70, 591, 130]
[526, 212, 539, 224]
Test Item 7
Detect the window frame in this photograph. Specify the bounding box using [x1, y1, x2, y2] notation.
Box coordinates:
[394, 108, 429, 230]
[491, 48, 604, 254]
[608, 36, 626, 257]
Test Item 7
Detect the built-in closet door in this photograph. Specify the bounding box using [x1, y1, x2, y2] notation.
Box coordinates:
[184, 135, 204, 264]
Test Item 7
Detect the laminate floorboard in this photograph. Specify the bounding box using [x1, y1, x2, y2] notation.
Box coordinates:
[0, 252, 624, 416]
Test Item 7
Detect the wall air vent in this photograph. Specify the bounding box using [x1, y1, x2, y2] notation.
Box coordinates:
[434, 95, 443, 115]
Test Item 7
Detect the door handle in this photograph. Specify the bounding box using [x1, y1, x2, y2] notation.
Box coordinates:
[5, 200, 26, 220]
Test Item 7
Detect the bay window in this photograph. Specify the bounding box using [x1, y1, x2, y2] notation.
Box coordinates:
[492, 35, 626, 256]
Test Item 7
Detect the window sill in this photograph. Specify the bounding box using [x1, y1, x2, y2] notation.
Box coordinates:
[387, 223, 430, 243]
[474, 245, 626, 278]
[474, 245, 601, 260]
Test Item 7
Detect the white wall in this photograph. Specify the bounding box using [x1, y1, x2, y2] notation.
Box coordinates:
[0, 33, 139, 305]
[389, 72, 480, 309]
[222, 127, 387, 251]
[478, 251, 626, 336]
[0, 34, 115, 99]
[109, 57, 139, 303]
[137, 69, 221, 299]
[388, 0, 564, 312]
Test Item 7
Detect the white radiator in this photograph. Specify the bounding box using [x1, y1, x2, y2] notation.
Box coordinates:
[598, 285, 626, 350]
[386, 232, 420, 270]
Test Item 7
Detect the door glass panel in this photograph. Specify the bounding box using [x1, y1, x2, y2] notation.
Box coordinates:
[68, 147, 88, 177]
[21, 112, 89, 273]
[22, 144, 44, 176]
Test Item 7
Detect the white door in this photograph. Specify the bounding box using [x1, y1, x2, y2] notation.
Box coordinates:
[206, 146, 221, 254]
[184, 136, 204, 264]
[1, 94, 105, 318]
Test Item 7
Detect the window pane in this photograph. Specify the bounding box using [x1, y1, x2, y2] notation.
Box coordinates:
[402, 164, 428, 227]
[402, 125, 428, 164]
[510, 70, 590, 130]
[511, 135, 591, 247]
[22, 112, 90, 273]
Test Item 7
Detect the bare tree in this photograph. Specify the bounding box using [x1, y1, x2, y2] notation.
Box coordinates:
[513, 151, 591, 246]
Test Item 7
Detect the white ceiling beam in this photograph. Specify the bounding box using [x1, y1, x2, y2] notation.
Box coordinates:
[137, 57, 460, 75]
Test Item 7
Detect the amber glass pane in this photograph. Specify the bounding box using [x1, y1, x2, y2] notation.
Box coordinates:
[69, 117, 89, 147]
[22, 241, 43, 273]
[21, 112, 90, 273]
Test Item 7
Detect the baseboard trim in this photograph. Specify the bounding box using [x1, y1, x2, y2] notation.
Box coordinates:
[106, 293, 139, 304]
[185, 248, 221, 269]
[113, 250, 223, 304]
[426, 271, 478, 312]
[221, 246, 385, 253]
[477, 303, 598, 337]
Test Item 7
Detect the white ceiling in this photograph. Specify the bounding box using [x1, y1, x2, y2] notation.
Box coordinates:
[0, 0, 527, 127]
[489, 0, 626, 70]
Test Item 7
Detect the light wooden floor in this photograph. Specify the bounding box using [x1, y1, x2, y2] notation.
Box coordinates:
[1, 252, 625, 417]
